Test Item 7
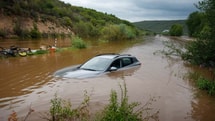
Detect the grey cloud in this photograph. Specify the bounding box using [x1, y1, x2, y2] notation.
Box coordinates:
[61, 0, 200, 22]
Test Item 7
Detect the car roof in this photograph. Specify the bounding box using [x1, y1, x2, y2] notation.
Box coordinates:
[96, 53, 133, 59]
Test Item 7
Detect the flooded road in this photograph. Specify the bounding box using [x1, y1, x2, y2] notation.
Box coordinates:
[0, 36, 215, 121]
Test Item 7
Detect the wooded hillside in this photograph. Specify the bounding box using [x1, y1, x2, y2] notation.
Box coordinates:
[0, 0, 135, 39]
[133, 20, 188, 35]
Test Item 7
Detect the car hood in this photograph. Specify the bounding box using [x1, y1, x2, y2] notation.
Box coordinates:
[63, 69, 102, 79]
[54, 65, 103, 79]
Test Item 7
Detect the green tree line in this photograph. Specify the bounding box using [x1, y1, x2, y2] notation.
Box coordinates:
[183, 0, 215, 96]
[183, 0, 215, 67]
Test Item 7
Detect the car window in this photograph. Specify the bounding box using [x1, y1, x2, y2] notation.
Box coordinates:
[110, 59, 121, 69]
[122, 57, 132, 67]
[132, 57, 138, 63]
[80, 57, 112, 71]
[110, 57, 134, 69]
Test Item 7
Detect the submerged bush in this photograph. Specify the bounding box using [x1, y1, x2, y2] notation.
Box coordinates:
[189, 72, 215, 96]
[7, 81, 159, 121]
[0, 28, 8, 38]
[95, 82, 159, 121]
[48, 92, 90, 121]
[43, 81, 158, 121]
[197, 76, 215, 96]
[169, 24, 183, 36]
[95, 87, 143, 121]
[71, 36, 87, 49]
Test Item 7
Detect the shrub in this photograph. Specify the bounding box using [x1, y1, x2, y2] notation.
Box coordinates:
[169, 24, 183, 36]
[101, 24, 137, 41]
[48, 91, 90, 121]
[182, 39, 215, 67]
[11, 81, 158, 121]
[95, 82, 159, 121]
[189, 72, 215, 96]
[60, 16, 72, 27]
[186, 11, 206, 37]
[197, 77, 215, 96]
[30, 23, 41, 39]
[73, 21, 91, 38]
[71, 36, 87, 49]
[0, 28, 7, 38]
[183, 0, 215, 68]
[30, 29, 41, 38]
[13, 18, 24, 36]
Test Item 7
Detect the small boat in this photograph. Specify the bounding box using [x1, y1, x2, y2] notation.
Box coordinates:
[18, 52, 27, 57]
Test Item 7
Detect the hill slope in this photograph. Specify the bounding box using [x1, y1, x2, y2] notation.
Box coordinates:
[133, 20, 188, 35]
[0, 0, 133, 39]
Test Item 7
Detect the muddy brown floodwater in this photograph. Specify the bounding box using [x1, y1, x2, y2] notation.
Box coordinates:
[0, 36, 215, 121]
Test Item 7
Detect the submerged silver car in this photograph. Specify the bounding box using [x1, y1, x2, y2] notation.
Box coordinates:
[54, 53, 141, 79]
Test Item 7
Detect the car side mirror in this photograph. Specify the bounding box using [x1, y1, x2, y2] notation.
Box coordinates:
[110, 67, 117, 71]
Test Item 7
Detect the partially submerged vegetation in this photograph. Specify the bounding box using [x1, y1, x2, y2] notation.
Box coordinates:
[71, 36, 87, 49]
[158, 0, 215, 97]
[159, 37, 215, 97]
[9, 82, 158, 121]
[189, 72, 215, 96]
[95, 82, 158, 121]
[184, 0, 215, 68]
[183, 0, 215, 95]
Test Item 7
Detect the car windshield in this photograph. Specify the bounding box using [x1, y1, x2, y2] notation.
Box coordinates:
[80, 56, 112, 71]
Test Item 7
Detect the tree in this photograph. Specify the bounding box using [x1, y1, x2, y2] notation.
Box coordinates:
[183, 0, 215, 67]
[186, 11, 206, 37]
[169, 24, 183, 36]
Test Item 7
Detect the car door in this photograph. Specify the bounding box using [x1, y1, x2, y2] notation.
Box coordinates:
[109, 57, 133, 70]
[110, 58, 122, 69]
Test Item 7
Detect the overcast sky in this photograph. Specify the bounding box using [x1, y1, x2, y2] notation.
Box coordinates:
[61, 0, 201, 22]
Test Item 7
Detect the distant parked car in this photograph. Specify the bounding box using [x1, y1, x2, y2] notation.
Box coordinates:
[54, 53, 141, 79]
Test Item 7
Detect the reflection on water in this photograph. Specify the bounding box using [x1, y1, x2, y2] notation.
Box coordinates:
[0, 36, 215, 121]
